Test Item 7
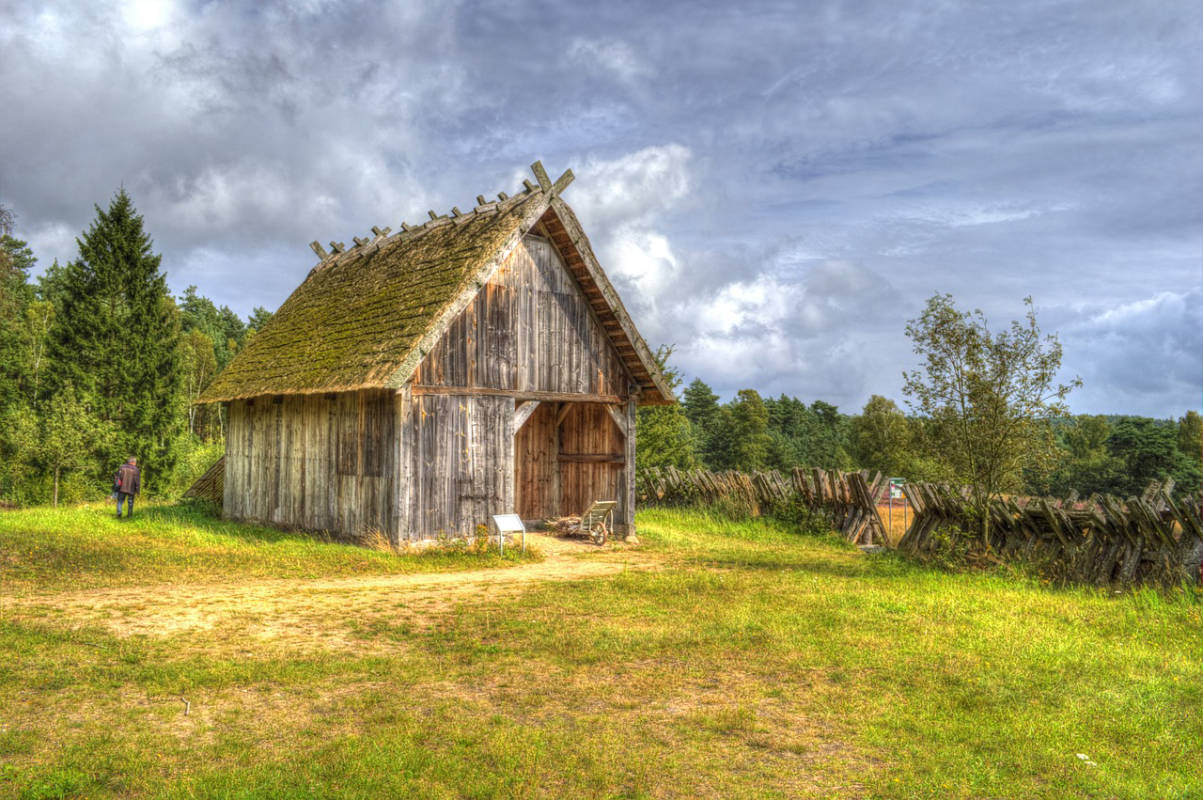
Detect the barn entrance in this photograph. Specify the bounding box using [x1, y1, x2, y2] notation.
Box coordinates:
[514, 400, 628, 526]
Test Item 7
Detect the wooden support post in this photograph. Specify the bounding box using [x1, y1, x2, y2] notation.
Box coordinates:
[624, 396, 637, 542]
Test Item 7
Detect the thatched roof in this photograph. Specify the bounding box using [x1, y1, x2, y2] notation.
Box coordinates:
[198, 162, 673, 405]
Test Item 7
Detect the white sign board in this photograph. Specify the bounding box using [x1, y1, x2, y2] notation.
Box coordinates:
[491, 514, 526, 554]
[888, 479, 905, 500]
[492, 514, 525, 533]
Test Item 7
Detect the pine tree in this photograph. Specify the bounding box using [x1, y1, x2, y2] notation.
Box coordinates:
[246, 306, 274, 335]
[682, 378, 722, 468]
[725, 389, 772, 471]
[46, 190, 184, 490]
[0, 235, 36, 408]
[0, 231, 39, 500]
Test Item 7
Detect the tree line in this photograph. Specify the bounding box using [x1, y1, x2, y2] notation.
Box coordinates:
[639, 349, 1200, 504]
[0, 192, 271, 504]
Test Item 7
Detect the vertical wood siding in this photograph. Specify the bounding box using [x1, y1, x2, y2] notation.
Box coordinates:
[401, 233, 636, 536]
[223, 389, 395, 538]
[413, 236, 629, 396]
[558, 403, 625, 521]
[514, 402, 559, 520]
[397, 393, 513, 539]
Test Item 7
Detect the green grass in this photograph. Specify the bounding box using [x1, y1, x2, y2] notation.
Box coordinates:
[0, 505, 1199, 798]
[0, 502, 537, 592]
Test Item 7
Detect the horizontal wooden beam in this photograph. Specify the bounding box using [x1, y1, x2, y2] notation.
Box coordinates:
[412, 385, 623, 404]
[557, 453, 625, 464]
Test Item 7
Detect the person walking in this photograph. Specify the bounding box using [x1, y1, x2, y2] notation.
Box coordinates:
[115, 457, 141, 518]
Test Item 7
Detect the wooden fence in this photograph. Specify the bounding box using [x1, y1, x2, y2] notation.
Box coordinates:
[637, 466, 1203, 588]
[183, 455, 225, 504]
[636, 466, 889, 546]
[899, 478, 1203, 588]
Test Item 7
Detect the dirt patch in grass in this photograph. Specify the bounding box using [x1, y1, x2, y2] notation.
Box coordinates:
[2, 534, 662, 652]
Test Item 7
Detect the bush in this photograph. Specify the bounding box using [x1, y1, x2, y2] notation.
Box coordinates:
[762, 495, 829, 536]
[163, 436, 224, 498]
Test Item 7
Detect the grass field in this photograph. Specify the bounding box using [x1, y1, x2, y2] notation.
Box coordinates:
[877, 501, 912, 543]
[1, 504, 1199, 799]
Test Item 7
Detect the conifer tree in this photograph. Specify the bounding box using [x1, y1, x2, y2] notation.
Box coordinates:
[0, 234, 36, 410]
[725, 389, 772, 471]
[682, 378, 722, 468]
[46, 190, 183, 489]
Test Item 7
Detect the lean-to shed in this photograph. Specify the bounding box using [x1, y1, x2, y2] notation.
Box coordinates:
[196, 162, 673, 542]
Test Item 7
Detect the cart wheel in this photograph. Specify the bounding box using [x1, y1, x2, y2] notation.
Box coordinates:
[590, 521, 608, 546]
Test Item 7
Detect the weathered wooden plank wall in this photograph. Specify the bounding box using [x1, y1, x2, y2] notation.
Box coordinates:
[514, 402, 558, 520]
[223, 389, 395, 537]
[396, 393, 513, 540]
[558, 403, 625, 522]
[413, 235, 630, 397]
[406, 233, 637, 536]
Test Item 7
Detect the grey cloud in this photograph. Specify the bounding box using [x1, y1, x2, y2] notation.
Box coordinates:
[0, 0, 1199, 415]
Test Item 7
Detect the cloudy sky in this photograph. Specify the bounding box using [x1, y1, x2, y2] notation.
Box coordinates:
[2, 0, 1200, 416]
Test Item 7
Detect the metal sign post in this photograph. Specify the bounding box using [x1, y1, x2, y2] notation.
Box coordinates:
[888, 478, 906, 539]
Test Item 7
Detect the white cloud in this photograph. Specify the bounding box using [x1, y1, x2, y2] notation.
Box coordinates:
[120, 0, 173, 31]
[571, 144, 693, 229]
[896, 201, 1075, 229]
[669, 260, 902, 405]
[564, 144, 694, 329]
[607, 229, 681, 306]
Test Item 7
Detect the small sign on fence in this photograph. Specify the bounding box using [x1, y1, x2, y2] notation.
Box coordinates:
[889, 478, 905, 500]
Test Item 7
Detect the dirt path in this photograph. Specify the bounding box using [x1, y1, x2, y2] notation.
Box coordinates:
[3, 534, 662, 650]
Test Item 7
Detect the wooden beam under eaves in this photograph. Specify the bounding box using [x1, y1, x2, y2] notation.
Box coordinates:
[605, 404, 628, 437]
[513, 400, 541, 432]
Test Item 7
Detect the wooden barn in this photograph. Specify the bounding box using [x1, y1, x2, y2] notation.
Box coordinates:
[195, 162, 673, 543]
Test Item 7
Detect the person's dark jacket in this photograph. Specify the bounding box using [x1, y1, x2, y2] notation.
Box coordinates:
[116, 463, 141, 496]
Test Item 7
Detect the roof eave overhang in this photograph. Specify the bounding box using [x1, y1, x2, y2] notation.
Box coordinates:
[540, 196, 676, 407]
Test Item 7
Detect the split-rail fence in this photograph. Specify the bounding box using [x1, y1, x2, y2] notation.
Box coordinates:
[636, 466, 1203, 588]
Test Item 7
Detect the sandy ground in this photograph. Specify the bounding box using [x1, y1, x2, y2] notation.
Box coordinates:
[1, 533, 663, 651]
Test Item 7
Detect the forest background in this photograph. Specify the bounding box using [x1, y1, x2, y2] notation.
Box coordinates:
[1, 192, 1199, 507]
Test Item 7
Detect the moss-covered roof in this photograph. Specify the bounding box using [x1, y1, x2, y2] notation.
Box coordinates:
[199, 191, 542, 402]
[199, 163, 675, 405]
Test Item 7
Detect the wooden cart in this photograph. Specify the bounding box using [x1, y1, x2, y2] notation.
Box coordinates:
[573, 500, 617, 545]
